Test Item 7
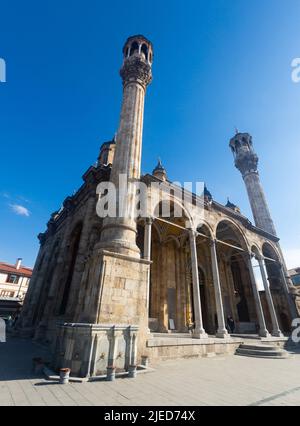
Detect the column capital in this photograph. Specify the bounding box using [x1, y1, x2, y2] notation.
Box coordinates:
[257, 255, 265, 263]
[145, 216, 154, 226]
[209, 238, 217, 248]
[188, 228, 197, 238]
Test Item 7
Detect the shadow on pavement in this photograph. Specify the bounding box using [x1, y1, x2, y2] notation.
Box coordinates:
[0, 336, 51, 382]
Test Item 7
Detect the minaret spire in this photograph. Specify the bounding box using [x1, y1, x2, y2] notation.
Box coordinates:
[229, 132, 277, 235]
[99, 35, 153, 257]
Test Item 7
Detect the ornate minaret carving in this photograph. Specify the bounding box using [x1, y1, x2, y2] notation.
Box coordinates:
[229, 132, 277, 235]
[99, 35, 153, 257]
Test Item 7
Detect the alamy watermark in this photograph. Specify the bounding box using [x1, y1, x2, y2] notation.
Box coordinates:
[291, 58, 300, 83]
[0, 58, 6, 83]
[292, 318, 300, 343]
[96, 175, 205, 226]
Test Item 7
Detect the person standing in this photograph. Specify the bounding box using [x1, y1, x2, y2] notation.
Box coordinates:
[227, 316, 235, 334]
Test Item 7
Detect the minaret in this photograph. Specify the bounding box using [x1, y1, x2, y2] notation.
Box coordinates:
[229, 132, 277, 235]
[99, 35, 153, 257]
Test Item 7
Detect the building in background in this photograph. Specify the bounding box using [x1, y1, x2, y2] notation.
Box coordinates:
[0, 259, 32, 299]
[289, 268, 300, 286]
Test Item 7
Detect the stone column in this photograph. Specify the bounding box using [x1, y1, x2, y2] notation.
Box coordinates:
[247, 254, 270, 337]
[144, 217, 152, 261]
[258, 257, 283, 337]
[99, 36, 153, 258]
[189, 230, 208, 339]
[144, 217, 153, 331]
[210, 240, 229, 338]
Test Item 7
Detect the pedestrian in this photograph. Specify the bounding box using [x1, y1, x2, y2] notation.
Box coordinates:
[227, 316, 235, 334]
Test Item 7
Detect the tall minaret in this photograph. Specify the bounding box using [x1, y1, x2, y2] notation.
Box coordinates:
[229, 132, 277, 235]
[99, 35, 153, 257]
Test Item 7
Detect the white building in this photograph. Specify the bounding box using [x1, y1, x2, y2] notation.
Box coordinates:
[0, 259, 32, 300]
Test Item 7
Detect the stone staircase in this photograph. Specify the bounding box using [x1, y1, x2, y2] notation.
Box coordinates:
[235, 343, 290, 359]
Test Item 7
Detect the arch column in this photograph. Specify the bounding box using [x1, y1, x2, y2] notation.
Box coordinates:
[210, 240, 229, 338]
[144, 217, 153, 261]
[189, 230, 208, 339]
[144, 217, 153, 332]
[258, 256, 283, 337]
[247, 254, 270, 337]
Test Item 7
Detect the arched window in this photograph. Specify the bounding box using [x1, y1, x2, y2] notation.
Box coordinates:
[141, 44, 148, 60]
[130, 42, 139, 56]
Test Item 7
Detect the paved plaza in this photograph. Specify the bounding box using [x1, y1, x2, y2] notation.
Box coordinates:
[0, 337, 300, 406]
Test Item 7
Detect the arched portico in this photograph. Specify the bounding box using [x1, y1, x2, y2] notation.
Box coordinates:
[214, 220, 272, 337]
[146, 200, 195, 333]
[138, 202, 285, 339]
[262, 242, 293, 332]
[251, 245, 283, 337]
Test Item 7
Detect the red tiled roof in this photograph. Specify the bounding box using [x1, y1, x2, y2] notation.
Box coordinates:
[0, 262, 33, 277]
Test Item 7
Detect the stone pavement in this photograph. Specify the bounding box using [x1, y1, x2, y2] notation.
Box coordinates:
[1, 337, 300, 406]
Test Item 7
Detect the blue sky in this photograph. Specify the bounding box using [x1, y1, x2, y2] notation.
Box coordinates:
[0, 0, 299, 268]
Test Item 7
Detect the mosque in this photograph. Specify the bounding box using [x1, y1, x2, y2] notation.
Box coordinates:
[17, 35, 300, 377]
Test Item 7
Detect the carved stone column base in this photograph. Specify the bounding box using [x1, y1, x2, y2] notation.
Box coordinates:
[271, 330, 285, 338]
[193, 329, 208, 339]
[216, 329, 230, 339]
[259, 330, 271, 338]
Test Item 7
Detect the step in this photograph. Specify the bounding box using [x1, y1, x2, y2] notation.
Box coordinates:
[236, 348, 289, 359]
[152, 333, 192, 339]
[240, 344, 279, 352]
[235, 342, 290, 359]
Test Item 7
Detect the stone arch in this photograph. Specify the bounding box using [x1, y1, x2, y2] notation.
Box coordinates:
[262, 241, 281, 262]
[59, 221, 83, 315]
[33, 238, 61, 325]
[152, 221, 163, 243]
[149, 199, 191, 333]
[262, 242, 282, 291]
[196, 220, 214, 239]
[164, 235, 181, 248]
[262, 242, 293, 332]
[215, 220, 257, 331]
[152, 198, 193, 230]
[215, 218, 249, 252]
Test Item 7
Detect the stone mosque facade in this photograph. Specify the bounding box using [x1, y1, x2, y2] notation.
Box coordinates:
[18, 35, 300, 377]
